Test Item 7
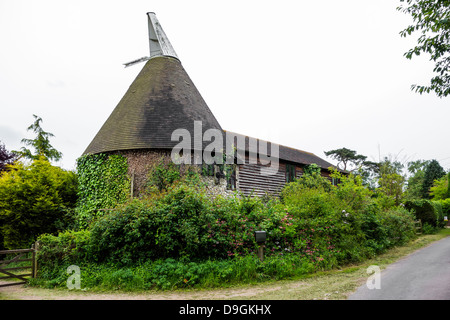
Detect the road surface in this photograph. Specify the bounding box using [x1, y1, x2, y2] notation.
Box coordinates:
[349, 236, 450, 300]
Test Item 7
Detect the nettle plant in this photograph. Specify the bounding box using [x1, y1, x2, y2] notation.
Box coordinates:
[76, 153, 130, 227]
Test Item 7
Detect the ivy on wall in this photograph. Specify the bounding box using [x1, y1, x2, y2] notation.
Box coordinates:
[76, 153, 130, 227]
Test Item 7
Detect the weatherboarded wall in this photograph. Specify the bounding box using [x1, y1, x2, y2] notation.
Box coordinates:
[237, 154, 333, 197]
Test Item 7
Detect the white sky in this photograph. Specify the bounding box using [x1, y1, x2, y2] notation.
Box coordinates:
[0, 0, 449, 171]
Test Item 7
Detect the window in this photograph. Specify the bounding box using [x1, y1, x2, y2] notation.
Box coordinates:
[285, 164, 296, 183]
[332, 177, 341, 186]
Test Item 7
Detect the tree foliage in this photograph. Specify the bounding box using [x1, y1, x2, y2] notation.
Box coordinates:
[429, 174, 449, 199]
[447, 172, 450, 198]
[0, 157, 78, 249]
[0, 141, 17, 174]
[14, 114, 62, 162]
[324, 148, 367, 172]
[405, 160, 428, 200]
[398, 0, 450, 98]
[421, 159, 446, 198]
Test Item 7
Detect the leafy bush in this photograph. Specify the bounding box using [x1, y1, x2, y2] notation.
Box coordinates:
[378, 207, 416, 245]
[88, 184, 286, 264]
[37, 230, 90, 265]
[0, 158, 78, 249]
[440, 198, 450, 215]
[404, 199, 438, 227]
[88, 185, 219, 264]
[146, 161, 181, 192]
[432, 201, 447, 228]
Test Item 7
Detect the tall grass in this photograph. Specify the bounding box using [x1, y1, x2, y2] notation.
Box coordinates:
[32, 253, 320, 291]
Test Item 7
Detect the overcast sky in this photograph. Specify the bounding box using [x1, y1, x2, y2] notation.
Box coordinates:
[0, 0, 449, 172]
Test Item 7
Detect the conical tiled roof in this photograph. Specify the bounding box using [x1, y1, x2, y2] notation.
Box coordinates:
[83, 15, 222, 155]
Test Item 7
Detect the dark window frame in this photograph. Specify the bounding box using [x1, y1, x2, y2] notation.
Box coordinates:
[285, 164, 296, 183]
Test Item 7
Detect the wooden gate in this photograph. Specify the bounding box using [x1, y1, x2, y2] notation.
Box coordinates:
[0, 244, 37, 288]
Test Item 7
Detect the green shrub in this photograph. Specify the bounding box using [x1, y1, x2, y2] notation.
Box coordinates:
[422, 223, 436, 234]
[404, 199, 438, 227]
[440, 198, 450, 215]
[87, 184, 290, 264]
[0, 158, 78, 249]
[432, 201, 447, 228]
[378, 206, 416, 245]
[147, 161, 181, 192]
[360, 203, 389, 254]
[280, 172, 370, 264]
[37, 230, 91, 266]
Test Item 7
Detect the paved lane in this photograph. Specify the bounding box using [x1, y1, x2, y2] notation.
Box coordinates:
[349, 237, 450, 300]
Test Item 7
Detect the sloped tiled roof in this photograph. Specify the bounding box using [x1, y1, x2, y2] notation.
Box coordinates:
[83, 56, 223, 155]
[224, 131, 336, 170]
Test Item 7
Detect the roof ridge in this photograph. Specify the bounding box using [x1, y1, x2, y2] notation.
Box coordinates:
[224, 130, 316, 156]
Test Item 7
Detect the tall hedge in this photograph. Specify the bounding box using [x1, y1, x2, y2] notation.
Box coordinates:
[404, 199, 437, 227]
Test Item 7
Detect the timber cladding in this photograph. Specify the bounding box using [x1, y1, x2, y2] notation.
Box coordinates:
[237, 156, 301, 197]
[237, 157, 332, 197]
[238, 162, 285, 197]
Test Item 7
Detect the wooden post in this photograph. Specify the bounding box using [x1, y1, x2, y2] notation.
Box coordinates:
[257, 245, 264, 262]
[31, 242, 38, 278]
[130, 170, 135, 199]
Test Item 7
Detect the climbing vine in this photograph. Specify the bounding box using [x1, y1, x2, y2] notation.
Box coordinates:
[76, 153, 130, 228]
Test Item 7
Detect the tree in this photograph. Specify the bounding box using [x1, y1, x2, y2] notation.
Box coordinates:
[378, 172, 406, 206]
[324, 148, 367, 172]
[0, 142, 17, 174]
[429, 175, 448, 199]
[0, 157, 77, 249]
[421, 159, 446, 198]
[407, 159, 430, 175]
[14, 114, 62, 162]
[355, 160, 380, 190]
[397, 0, 450, 98]
[447, 172, 450, 198]
[376, 157, 407, 206]
[404, 160, 429, 200]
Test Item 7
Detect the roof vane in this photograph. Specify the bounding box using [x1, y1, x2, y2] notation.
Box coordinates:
[123, 12, 179, 68]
